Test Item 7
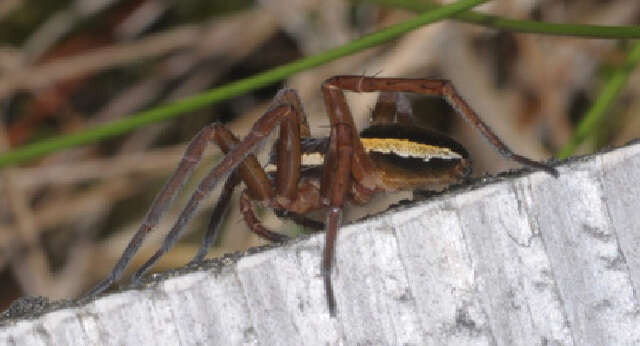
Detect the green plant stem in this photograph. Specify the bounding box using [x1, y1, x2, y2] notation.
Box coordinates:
[0, 0, 488, 168]
[368, 0, 640, 38]
[557, 41, 640, 159]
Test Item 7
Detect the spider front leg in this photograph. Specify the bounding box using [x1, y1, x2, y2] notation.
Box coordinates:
[130, 107, 309, 283]
[131, 88, 314, 284]
[82, 103, 294, 299]
[83, 124, 224, 299]
[324, 75, 559, 177]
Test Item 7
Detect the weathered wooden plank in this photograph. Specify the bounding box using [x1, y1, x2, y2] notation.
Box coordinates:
[530, 158, 640, 345]
[455, 182, 572, 345]
[1, 141, 640, 346]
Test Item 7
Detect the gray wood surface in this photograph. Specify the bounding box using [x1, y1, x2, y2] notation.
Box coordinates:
[2, 141, 640, 345]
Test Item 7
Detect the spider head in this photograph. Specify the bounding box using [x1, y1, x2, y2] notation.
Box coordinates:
[360, 124, 471, 191]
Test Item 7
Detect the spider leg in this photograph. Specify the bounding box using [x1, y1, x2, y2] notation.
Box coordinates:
[239, 190, 289, 242]
[273, 89, 309, 208]
[219, 88, 312, 243]
[133, 88, 311, 283]
[190, 173, 241, 264]
[319, 81, 359, 316]
[321, 81, 378, 195]
[242, 172, 325, 241]
[190, 120, 285, 263]
[191, 89, 310, 263]
[321, 122, 353, 317]
[235, 88, 321, 242]
[81, 104, 293, 299]
[370, 92, 413, 126]
[324, 76, 558, 177]
[240, 183, 326, 242]
[129, 105, 294, 283]
[82, 124, 225, 299]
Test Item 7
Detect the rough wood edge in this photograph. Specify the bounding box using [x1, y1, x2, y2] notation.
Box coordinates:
[2, 140, 640, 345]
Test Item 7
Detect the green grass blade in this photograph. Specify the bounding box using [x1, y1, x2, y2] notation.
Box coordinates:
[370, 0, 640, 158]
[0, 0, 489, 168]
[557, 41, 640, 159]
[368, 0, 640, 38]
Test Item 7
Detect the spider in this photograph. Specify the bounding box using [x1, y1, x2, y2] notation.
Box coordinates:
[83, 76, 558, 316]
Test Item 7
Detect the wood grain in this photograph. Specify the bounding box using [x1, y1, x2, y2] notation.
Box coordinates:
[1, 141, 640, 345]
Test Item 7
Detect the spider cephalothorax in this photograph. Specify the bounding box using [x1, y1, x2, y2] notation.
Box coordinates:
[83, 76, 557, 316]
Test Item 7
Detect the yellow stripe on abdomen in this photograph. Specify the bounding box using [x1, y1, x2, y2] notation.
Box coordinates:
[361, 138, 462, 161]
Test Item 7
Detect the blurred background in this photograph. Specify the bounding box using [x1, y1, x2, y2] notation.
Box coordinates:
[0, 0, 639, 311]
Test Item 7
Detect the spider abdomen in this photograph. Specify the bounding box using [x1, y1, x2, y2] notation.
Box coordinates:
[360, 124, 471, 190]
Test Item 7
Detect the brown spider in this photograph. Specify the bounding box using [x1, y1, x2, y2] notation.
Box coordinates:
[83, 76, 557, 316]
